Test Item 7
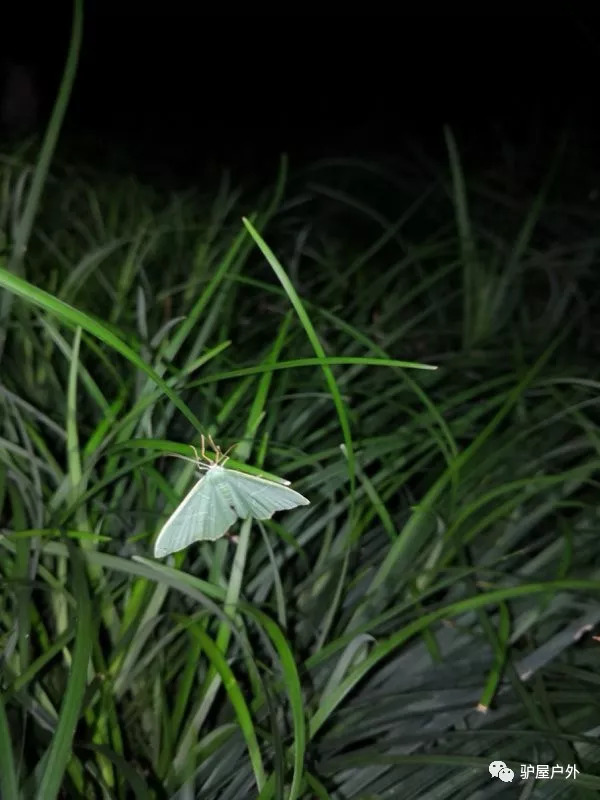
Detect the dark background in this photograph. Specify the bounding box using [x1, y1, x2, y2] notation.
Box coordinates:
[2, 10, 599, 182]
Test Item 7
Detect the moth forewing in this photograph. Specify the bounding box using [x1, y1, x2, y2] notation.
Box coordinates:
[220, 468, 310, 519]
[153, 465, 234, 557]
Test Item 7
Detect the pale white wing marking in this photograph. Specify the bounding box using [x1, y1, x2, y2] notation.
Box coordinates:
[221, 469, 310, 520]
[154, 466, 236, 557]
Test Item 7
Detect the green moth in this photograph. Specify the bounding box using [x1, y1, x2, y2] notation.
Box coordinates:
[154, 436, 310, 558]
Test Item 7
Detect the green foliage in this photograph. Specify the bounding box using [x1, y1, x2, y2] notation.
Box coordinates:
[2, 7, 600, 795]
[2, 141, 600, 798]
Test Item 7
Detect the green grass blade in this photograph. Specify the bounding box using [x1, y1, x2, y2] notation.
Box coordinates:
[0, 265, 203, 433]
[309, 578, 600, 740]
[0, 695, 20, 800]
[34, 544, 93, 800]
[245, 217, 357, 494]
[191, 627, 266, 792]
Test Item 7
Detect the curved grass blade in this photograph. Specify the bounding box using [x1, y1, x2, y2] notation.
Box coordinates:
[0, 266, 203, 433]
[242, 217, 357, 499]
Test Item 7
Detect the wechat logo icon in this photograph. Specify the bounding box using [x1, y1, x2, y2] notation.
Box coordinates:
[489, 760, 514, 783]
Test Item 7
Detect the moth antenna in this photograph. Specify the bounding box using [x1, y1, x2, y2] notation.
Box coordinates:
[223, 442, 236, 458]
[207, 433, 218, 452]
[205, 433, 226, 463]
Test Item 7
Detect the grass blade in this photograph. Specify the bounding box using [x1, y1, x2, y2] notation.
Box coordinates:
[34, 543, 93, 800]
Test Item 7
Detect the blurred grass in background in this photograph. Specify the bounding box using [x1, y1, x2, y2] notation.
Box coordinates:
[2, 3, 600, 799]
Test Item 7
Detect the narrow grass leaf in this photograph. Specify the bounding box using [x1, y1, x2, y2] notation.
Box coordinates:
[35, 543, 93, 800]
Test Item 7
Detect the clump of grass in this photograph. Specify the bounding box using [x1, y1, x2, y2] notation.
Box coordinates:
[2, 4, 600, 798]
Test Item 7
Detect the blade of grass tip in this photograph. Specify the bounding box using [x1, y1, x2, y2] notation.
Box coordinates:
[491, 134, 567, 329]
[256, 153, 288, 227]
[35, 543, 93, 800]
[477, 600, 510, 712]
[193, 356, 437, 386]
[241, 217, 356, 497]
[0, 265, 203, 434]
[0, 696, 19, 800]
[0, 0, 83, 359]
[444, 124, 479, 350]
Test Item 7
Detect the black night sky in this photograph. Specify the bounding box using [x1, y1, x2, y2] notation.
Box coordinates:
[3, 11, 600, 182]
